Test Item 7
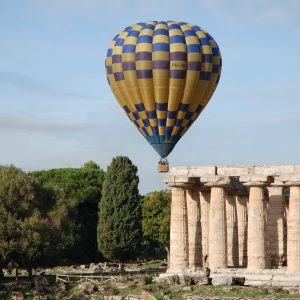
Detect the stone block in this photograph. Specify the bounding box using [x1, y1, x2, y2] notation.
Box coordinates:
[210, 268, 237, 275]
[239, 175, 273, 183]
[277, 174, 300, 184]
[171, 166, 189, 176]
[217, 165, 253, 176]
[211, 276, 245, 286]
[182, 267, 210, 277]
[160, 268, 210, 286]
[194, 276, 210, 285]
[254, 165, 295, 176]
[294, 165, 300, 174]
[243, 274, 273, 280]
[158, 274, 177, 284]
[244, 280, 268, 286]
[159, 273, 209, 286]
[171, 166, 217, 177]
[163, 176, 198, 185]
[273, 275, 300, 282]
[188, 166, 216, 177]
[200, 175, 231, 186]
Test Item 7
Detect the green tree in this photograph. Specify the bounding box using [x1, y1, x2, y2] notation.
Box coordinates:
[98, 156, 142, 262]
[82, 160, 100, 169]
[17, 217, 53, 276]
[141, 190, 171, 257]
[0, 165, 48, 277]
[30, 167, 105, 263]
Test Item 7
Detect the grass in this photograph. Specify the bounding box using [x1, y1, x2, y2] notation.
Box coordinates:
[1, 284, 299, 300]
[125, 261, 163, 269]
[0, 262, 300, 300]
[113, 283, 300, 299]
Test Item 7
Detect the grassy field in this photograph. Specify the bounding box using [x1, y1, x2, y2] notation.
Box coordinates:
[1, 263, 300, 299]
[1, 276, 300, 299]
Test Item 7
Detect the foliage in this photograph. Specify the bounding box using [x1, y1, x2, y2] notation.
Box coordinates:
[0, 161, 171, 267]
[81, 160, 100, 169]
[0, 165, 49, 273]
[141, 190, 171, 256]
[98, 156, 142, 262]
[30, 167, 105, 263]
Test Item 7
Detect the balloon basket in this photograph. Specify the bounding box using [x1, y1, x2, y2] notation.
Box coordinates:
[157, 163, 169, 173]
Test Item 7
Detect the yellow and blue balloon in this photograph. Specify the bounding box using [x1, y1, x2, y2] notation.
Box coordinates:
[105, 21, 222, 159]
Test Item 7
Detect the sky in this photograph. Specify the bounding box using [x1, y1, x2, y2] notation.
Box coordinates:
[0, 0, 300, 194]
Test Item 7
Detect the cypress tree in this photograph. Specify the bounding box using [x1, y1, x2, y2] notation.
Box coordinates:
[98, 156, 142, 262]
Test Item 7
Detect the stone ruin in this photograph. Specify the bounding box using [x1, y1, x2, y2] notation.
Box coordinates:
[162, 164, 300, 287]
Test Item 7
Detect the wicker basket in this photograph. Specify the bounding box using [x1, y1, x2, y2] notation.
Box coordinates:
[157, 163, 169, 173]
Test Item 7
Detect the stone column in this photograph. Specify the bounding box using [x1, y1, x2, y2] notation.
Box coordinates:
[201, 176, 231, 269]
[226, 192, 239, 267]
[186, 187, 202, 268]
[199, 189, 210, 267]
[266, 186, 286, 267]
[169, 187, 188, 272]
[236, 194, 248, 267]
[285, 182, 300, 271]
[277, 175, 300, 271]
[163, 176, 198, 273]
[283, 187, 288, 266]
[240, 175, 272, 270]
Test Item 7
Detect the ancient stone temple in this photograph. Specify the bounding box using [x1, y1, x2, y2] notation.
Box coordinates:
[163, 165, 300, 286]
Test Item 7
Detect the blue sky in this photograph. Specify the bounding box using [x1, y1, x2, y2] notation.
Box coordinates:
[0, 0, 300, 193]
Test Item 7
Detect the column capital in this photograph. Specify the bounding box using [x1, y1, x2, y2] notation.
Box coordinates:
[163, 176, 199, 188]
[239, 175, 273, 187]
[277, 175, 300, 187]
[200, 175, 231, 188]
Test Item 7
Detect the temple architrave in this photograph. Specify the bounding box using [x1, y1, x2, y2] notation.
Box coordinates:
[163, 165, 300, 286]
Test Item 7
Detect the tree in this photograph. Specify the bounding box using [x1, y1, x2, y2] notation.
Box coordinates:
[141, 190, 171, 257]
[17, 217, 52, 277]
[98, 156, 142, 262]
[82, 160, 100, 169]
[30, 167, 105, 263]
[0, 165, 48, 277]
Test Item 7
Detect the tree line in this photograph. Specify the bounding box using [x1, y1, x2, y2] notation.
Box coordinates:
[0, 157, 171, 276]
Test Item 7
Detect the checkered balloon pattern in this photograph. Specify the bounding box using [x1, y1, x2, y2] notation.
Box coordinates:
[105, 21, 222, 158]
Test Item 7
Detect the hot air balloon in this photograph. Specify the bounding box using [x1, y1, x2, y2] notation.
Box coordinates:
[105, 21, 222, 172]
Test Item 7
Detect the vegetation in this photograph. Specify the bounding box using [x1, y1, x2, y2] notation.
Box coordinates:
[0, 158, 173, 276]
[30, 164, 105, 263]
[81, 160, 100, 169]
[0, 165, 51, 277]
[0, 272, 299, 299]
[142, 190, 171, 257]
[1, 161, 296, 300]
[98, 156, 142, 262]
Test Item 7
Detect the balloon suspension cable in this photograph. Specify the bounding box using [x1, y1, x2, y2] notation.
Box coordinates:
[158, 158, 169, 165]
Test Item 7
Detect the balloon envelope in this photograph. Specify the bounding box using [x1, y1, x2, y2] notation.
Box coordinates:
[105, 21, 222, 158]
